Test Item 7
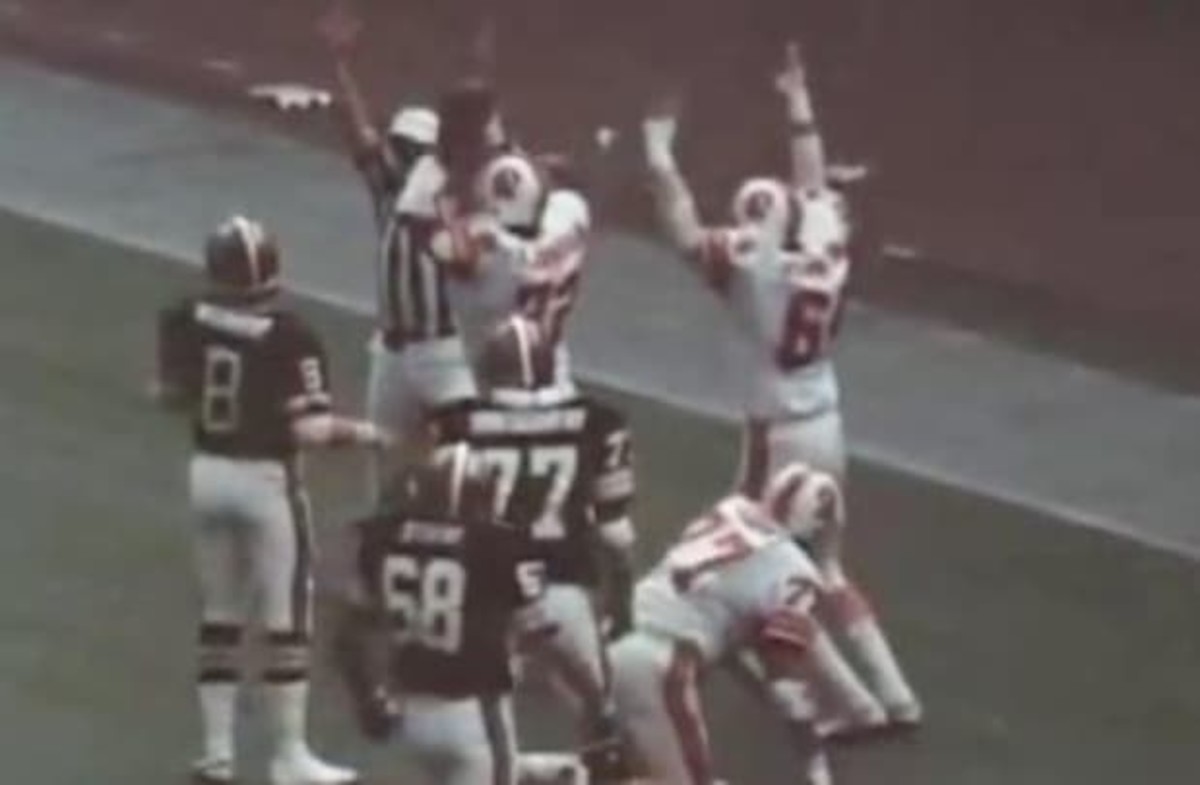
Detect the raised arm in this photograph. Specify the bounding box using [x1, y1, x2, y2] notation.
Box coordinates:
[642, 104, 707, 255]
[776, 42, 828, 192]
[318, 3, 382, 154]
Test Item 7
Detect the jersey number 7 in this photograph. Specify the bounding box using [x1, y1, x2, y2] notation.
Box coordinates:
[479, 444, 579, 540]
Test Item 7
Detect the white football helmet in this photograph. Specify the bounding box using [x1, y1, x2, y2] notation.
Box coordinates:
[388, 105, 439, 146]
[731, 177, 801, 249]
[476, 153, 546, 230]
[760, 463, 844, 540]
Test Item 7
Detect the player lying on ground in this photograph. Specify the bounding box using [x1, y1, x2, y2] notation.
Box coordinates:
[431, 150, 591, 389]
[429, 315, 636, 754]
[642, 43, 921, 735]
[609, 489, 881, 785]
[154, 216, 389, 785]
[330, 445, 627, 785]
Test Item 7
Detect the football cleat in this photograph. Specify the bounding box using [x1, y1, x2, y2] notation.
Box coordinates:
[268, 749, 359, 785]
[190, 756, 236, 785]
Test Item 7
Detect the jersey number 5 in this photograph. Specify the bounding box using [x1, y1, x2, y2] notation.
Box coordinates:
[381, 555, 467, 653]
[775, 289, 845, 370]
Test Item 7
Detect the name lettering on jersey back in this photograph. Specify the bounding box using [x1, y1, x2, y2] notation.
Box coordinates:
[399, 520, 466, 547]
[195, 302, 274, 340]
[468, 407, 587, 436]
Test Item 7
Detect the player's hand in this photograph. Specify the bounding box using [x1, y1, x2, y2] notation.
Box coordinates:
[355, 684, 402, 741]
[580, 733, 632, 784]
[774, 40, 809, 99]
[642, 94, 681, 171]
[317, 0, 363, 56]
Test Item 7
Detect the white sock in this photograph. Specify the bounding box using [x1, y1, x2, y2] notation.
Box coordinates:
[263, 680, 310, 761]
[809, 628, 886, 725]
[197, 681, 238, 763]
[845, 619, 919, 711]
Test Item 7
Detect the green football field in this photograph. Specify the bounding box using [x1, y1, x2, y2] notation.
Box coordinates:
[1, 209, 1197, 785]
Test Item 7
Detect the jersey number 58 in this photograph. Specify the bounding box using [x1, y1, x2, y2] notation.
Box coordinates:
[381, 555, 467, 653]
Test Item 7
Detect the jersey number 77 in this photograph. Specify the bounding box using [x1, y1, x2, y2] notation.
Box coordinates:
[478, 444, 579, 541]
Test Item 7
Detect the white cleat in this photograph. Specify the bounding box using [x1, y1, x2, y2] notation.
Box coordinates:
[269, 749, 359, 785]
[190, 756, 236, 784]
[884, 698, 924, 729]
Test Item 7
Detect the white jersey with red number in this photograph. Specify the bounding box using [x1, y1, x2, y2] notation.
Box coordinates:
[435, 189, 588, 385]
[633, 495, 824, 663]
[694, 224, 848, 421]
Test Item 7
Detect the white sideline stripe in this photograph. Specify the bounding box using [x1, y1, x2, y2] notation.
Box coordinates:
[10, 198, 1196, 563]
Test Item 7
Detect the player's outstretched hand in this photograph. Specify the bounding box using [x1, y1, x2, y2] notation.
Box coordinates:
[317, 0, 363, 56]
[774, 40, 809, 98]
[642, 94, 681, 171]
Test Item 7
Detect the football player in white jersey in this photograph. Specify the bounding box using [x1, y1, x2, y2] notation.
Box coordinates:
[642, 44, 848, 495]
[608, 493, 884, 785]
[643, 44, 921, 736]
[431, 152, 589, 390]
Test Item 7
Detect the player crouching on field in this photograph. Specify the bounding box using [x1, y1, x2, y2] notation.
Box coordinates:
[609, 491, 878, 785]
[745, 464, 921, 736]
[154, 216, 389, 785]
[330, 445, 627, 785]
[427, 316, 635, 766]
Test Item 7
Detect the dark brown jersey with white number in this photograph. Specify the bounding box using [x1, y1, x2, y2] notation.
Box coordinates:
[430, 396, 634, 585]
[157, 297, 332, 460]
[353, 510, 544, 697]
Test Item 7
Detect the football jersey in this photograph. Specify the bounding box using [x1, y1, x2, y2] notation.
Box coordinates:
[157, 298, 332, 460]
[430, 395, 634, 586]
[376, 154, 458, 344]
[353, 509, 544, 697]
[436, 189, 589, 384]
[692, 223, 848, 421]
[634, 495, 823, 662]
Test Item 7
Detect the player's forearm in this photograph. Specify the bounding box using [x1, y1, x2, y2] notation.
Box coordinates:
[783, 85, 827, 191]
[330, 599, 399, 740]
[647, 165, 706, 254]
[331, 57, 382, 155]
[292, 413, 388, 449]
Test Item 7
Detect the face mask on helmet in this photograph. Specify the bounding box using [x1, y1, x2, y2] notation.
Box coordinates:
[730, 177, 803, 251]
[476, 155, 547, 234]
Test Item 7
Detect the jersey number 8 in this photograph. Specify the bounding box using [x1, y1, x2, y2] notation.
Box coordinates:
[201, 346, 242, 433]
[381, 555, 467, 653]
